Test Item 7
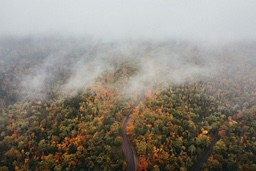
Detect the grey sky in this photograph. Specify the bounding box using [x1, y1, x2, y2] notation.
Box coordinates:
[1, 0, 256, 43]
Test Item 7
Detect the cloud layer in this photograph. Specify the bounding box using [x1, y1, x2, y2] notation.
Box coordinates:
[1, 0, 256, 43]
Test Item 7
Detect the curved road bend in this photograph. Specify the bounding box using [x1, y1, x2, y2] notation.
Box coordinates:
[190, 131, 220, 171]
[191, 108, 250, 171]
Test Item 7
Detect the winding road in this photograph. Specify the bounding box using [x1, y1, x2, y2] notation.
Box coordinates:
[121, 96, 144, 171]
[121, 110, 136, 171]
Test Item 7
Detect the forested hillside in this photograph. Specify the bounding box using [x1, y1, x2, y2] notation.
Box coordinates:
[0, 38, 256, 171]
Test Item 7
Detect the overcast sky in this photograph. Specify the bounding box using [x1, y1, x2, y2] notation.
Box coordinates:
[1, 0, 256, 43]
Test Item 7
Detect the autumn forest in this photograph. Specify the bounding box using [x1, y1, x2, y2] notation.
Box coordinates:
[0, 38, 256, 171]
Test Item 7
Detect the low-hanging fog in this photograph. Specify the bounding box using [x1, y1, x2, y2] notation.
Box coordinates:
[1, 37, 256, 102]
[0, 0, 256, 101]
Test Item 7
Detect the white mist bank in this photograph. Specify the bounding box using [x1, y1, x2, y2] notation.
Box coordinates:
[1, 37, 256, 100]
[0, 38, 224, 98]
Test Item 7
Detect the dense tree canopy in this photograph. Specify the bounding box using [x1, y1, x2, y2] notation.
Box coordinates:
[0, 39, 256, 170]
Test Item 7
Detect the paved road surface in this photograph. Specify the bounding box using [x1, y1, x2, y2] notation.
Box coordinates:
[121, 95, 144, 171]
[121, 111, 136, 171]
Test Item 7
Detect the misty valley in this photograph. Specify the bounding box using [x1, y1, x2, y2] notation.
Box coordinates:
[0, 37, 256, 171]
